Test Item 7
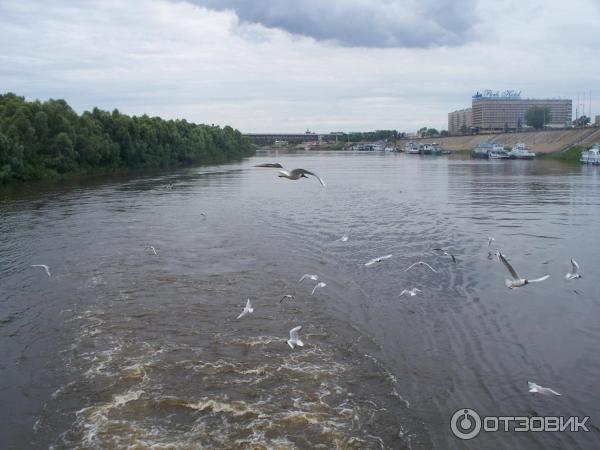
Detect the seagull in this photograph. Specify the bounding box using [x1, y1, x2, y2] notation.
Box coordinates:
[365, 254, 393, 267]
[280, 294, 296, 303]
[334, 228, 351, 243]
[528, 381, 561, 396]
[255, 163, 325, 187]
[311, 282, 326, 295]
[149, 246, 158, 256]
[433, 248, 457, 263]
[488, 237, 495, 247]
[404, 261, 437, 273]
[279, 169, 325, 187]
[236, 298, 254, 320]
[400, 288, 422, 297]
[565, 259, 581, 280]
[298, 274, 319, 283]
[200, 212, 207, 220]
[497, 252, 550, 289]
[287, 326, 304, 349]
[31, 264, 51, 277]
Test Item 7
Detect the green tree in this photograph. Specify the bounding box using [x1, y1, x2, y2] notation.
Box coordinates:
[573, 115, 591, 127]
[524, 106, 551, 130]
[459, 124, 469, 135]
[426, 128, 439, 137]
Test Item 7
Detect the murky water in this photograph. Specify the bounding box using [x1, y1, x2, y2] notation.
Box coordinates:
[1, 151, 600, 449]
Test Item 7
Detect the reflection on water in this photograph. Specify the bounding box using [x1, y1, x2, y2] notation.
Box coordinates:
[1, 152, 600, 449]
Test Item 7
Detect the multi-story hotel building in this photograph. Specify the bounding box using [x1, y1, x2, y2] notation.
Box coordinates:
[449, 90, 572, 133]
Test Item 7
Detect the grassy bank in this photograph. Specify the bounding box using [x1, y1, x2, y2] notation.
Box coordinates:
[542, 145, 584, 163]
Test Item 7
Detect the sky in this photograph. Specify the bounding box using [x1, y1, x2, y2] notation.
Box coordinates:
[1, 0, 599, 133]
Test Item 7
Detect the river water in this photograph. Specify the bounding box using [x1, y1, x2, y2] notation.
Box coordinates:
[1, 151, 599, 449]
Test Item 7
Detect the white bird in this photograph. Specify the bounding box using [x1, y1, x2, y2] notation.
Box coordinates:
[149, 246, 158, 256]
[565, 258, 581, 280]
[433, 248, 457, 263]
[255, 163, 325, 187]
[298, 274, 319, 283]
[311, 282, 326, 295]
[31, 264, 51, 277]
[400, 288, 422, 297]
[404, 261, 437, 273]
[497, 252, 550, 288]
[528, 381, 561, 396]
[236, 298, 254, 319]
[365, 254, 393, 267]
[287, 326, 304, 349]
[488, 237, 495, 247]
[334, 228, 351, 243]
[280, 294, 295, 303]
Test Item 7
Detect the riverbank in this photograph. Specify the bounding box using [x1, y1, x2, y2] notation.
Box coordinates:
[0, 93, 254, 185]
[406, 127, 600, 153]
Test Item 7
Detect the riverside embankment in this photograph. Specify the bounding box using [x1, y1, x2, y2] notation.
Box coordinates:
[406, 127, 600, 153]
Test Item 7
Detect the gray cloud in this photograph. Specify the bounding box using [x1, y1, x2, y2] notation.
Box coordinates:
[185, 0, 479, 48]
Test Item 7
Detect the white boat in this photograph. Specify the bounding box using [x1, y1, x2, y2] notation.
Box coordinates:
[508, 143, 535, 159]
[405, 142, 420, 154]
[489, 144, 509, 159]
[580, 144, 600, 165]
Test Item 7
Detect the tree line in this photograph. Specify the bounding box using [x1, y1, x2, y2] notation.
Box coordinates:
[0, 93, 254, 184]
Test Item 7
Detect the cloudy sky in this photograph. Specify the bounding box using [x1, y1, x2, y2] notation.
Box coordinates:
[1, 0, 599, 132]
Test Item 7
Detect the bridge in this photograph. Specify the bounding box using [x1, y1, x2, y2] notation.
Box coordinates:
[243, 132, 344, 145]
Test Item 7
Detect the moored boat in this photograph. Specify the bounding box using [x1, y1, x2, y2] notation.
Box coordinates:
[405, 141, 420, 154]
[580, 144, 600, 165]
[508, 143, 535, 159]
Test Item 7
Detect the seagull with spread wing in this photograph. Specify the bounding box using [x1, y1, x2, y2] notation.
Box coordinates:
[404, 261, 437, 273]
[287, 326, 304, 349]
[528, 381, 561, 396]
[32, 264, 51, 277]
[497, 252, 550, 289]
[565, 258, 581, 280]
[255, 163, 325, 187]
[236, 299, 254, 320]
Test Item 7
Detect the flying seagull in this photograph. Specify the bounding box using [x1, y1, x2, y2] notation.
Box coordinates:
[149, 246, 158, 256]
[279, 169, 325, 186]
[497, 252, 550, 289]
[311, 282, 327, 295]
[31, 264, 51, 277]
[565, 259, 581, 280]
[404, 261, 437, 273]
[287, 326, 304, 349]
[255, 163, 325, 187]
[365, 254, 393, 267]
[298, 274, 319, 283]
[236, 298, 254, 320]
[334, 228, 351, 243]
[280, 294, 295, 303]
[433, 248, 457, 263]
[528, 381, 561, 396]
[400, 288, 422, 297]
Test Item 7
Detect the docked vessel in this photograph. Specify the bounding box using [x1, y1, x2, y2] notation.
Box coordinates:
[508, 143, 536, 159]
[420, 143, 443, 155]
[580, 144, 600, 165]
[472, 142, 509, 159]
[404, 142, 420, 154]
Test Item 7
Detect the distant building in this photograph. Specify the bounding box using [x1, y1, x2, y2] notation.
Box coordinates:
[448, 108, 473, 134]
[470, 90, 572, 132]
[595, 115, 600, 126]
